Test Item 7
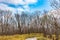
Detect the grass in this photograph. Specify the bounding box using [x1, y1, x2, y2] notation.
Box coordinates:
[0, 33, 59, 40]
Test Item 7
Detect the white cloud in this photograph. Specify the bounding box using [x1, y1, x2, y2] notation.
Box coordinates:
[0, 3, 30, 14]
[0, 0, 4, 2]
[25, 0, 37, 4]
[0, 0, 25, 5]
[6, 0, 25, 5]
[0, 0, 37, 5]
[0, 4, 15, 10]
[0, 3, 16, 14]
[0, 0, 37, 13]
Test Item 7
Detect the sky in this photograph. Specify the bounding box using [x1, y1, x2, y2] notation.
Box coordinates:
[0, 0, 53, 14]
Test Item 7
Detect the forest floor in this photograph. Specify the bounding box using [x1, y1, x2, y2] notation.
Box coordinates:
[0, 33, 59, 40]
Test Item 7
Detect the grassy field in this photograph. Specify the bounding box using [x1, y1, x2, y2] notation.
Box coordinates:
[0, 33, 59, 40]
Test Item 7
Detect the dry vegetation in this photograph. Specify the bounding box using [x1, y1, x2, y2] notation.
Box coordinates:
[0, 33, 58, 40]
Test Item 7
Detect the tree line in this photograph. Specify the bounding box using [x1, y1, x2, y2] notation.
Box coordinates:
[0, 0, 60, 40]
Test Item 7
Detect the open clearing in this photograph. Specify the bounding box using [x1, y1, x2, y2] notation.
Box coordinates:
[0, 33, 59, 40]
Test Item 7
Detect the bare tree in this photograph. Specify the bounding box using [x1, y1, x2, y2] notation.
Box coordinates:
[15, 13, 21, 34]
[53, 17, 59, 40]
[50, 0, 60, 9]
[0, 10, 4, 34]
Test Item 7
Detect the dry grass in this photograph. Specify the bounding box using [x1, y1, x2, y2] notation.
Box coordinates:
[0, 33, 59, 40]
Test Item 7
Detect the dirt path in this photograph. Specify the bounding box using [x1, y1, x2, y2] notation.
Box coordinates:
[26, 37, 37, 40]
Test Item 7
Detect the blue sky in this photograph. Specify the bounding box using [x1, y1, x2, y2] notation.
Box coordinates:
[0, 0, 52, 13]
